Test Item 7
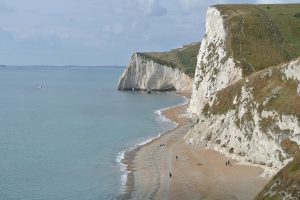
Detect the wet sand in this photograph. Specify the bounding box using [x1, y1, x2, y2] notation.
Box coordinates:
[120, 101, 269, 200]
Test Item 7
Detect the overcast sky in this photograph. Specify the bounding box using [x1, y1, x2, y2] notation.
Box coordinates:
[0, 0, 299, 66]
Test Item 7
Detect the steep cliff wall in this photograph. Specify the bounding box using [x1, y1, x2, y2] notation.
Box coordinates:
[189, 6, 242, 114]
[118, 3, 300, 197]
[190, 4, 300, 114]
[118, 53, 194, 93]
[186, 5, 300, 179]
[186, 58, 300, 176]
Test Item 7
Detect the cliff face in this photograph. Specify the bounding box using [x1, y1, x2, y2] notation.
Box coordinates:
[189, 7, 242, 114]
[186, 5, 300, 180]
[186, 59, 300, 176]
[190, 4, 300, 115]
[118, 53, 193, 92]
[118, 4, 300, 198]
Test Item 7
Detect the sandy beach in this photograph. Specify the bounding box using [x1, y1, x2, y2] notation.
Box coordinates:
[120, 98, 270, 200]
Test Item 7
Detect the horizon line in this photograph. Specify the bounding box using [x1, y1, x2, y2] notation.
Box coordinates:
[0, 64, 125, 68]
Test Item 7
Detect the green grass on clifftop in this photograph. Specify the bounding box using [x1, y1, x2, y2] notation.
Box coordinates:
[216, 4, 300, 76]
[137, 42, 200, 77]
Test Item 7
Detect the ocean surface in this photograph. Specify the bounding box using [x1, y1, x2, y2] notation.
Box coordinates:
[0, 66, 184, 200]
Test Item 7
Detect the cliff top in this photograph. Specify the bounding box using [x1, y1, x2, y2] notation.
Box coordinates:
[137, 42, 200, 77]
[214, 4, 300, 76]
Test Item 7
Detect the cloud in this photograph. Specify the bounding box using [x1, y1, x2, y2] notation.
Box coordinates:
[178, 0, 244, 11]
[179, 0, 206, 11]
[103, 23, 124, 35]
[0, 0, 14, 12]
[2, 0, 270, 66]
[139, 0, 167, 16]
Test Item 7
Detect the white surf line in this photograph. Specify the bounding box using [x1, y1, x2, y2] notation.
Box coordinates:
[116, 94, 189, 196]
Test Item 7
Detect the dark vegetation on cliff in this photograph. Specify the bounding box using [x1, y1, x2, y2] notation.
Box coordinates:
[256, 139, 300, 200]
[137, 42, 200, 77]
[206, 61, 300, 118]
[202, 4, 300, 199]
[216, 4, 300, 76]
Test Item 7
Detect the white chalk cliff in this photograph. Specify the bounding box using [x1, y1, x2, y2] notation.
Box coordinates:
[118, 53, 193, 93]
[117, 4, 300, 199]
[118, 3, 300, 179]
[189, 7, 243, 114]
[186, 6, 300, 176]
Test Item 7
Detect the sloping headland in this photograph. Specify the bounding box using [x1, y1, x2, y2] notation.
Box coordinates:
[118, 4, 300, 200]
[118, 42, 199, 93]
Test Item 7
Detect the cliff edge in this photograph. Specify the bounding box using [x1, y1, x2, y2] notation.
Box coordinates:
[118, 43, 199, 93]
[118, 4, 300, 199]
[186, 4, 300, 199]
[186, 58, 300, 176]
[190, 4, 300, 114]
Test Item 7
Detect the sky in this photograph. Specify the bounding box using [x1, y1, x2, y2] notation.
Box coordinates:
[0, 0, 299, 66]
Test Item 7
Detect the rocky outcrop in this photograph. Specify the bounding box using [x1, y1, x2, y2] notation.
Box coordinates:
[186, 57, 300, 176]
[185, 5, 300, 178]
[118, 53, 193, 92]
[189, 7, 243, 114]
[118, 4, 300, 197]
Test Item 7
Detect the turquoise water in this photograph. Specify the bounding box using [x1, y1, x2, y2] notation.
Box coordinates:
[0, 67, 183, 200]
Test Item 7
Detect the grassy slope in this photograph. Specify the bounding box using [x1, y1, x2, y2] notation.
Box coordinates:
[205, 59, 300, 200]
[216, 4, 300, 76]
[137, 42, 200, 77]
[208, 62, 300, 118]
[203, 5, 300, 198]
[255, 140, 300, 200]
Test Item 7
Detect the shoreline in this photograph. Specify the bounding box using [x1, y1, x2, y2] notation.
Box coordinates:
[117, 93, 190, 199]
[118, 92, 270, 200]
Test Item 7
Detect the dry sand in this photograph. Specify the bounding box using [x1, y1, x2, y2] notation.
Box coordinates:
[120, 101, 269, 200]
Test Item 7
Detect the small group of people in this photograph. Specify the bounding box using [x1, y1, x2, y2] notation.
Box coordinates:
[159, 144, 165, 147]
[225, 160, 231, 166]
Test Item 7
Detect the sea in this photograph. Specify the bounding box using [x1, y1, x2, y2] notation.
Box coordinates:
[0, 66, 184, 200]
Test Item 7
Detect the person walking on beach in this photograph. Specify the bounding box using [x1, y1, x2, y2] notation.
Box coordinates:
[169, 172, 172, 179]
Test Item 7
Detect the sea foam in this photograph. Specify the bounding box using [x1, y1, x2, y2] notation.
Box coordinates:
[116, 94, 189, 194]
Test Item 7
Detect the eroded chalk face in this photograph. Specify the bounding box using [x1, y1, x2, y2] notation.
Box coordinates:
[189, 6, 242, 115]
[186, 57, 300, 177]
[118, 53, 193, 93]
